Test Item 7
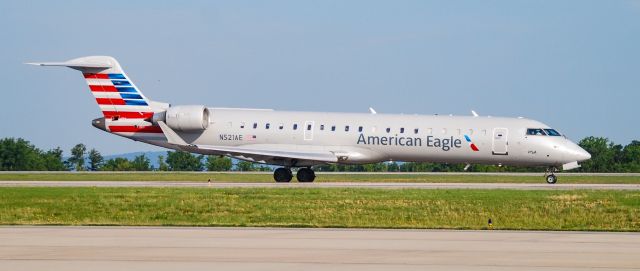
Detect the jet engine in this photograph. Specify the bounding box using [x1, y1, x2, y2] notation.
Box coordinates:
[155, 105, 210, 131]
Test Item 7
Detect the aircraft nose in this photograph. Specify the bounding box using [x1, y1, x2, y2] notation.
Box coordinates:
[564, 141, 591, 162]
[576, 147, 591, 162]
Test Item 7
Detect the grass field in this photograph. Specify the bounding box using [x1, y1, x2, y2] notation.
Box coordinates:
[1, 172, 640, 183]
[0, 187, 638, 231]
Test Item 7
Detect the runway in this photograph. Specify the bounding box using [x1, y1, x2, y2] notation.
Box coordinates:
[0, 227, 638, 271]
[1, 180, 639, 190]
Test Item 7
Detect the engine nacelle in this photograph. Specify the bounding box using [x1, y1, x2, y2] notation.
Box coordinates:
[160, 105, 210, 131]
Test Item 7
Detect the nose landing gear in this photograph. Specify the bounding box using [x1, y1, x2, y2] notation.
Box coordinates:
[545, 167, 558, 184]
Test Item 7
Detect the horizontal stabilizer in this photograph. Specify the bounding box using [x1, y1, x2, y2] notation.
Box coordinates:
[26, 61, 112, 69]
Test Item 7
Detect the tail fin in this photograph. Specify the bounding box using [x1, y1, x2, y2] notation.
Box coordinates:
[27, 56, 169, 135]
[28, 56, 154, 120]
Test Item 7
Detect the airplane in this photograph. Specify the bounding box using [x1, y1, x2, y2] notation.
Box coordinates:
[27, 56, 591, 184]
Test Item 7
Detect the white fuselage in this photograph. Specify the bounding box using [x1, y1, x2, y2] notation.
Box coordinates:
[132, 108, 590, 168]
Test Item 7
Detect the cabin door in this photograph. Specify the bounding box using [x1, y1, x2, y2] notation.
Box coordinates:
[492, 128, 508, 155]
[303, 121, 314, 141]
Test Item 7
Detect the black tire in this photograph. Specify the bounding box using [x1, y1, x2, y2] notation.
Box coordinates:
[546, 174, 557, 184]
[296, 168, 316, 183]
[274, 168, 292, 183]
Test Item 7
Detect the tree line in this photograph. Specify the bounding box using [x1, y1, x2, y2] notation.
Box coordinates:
[0, 137, 638, 172]
[0, 138, 270, 172]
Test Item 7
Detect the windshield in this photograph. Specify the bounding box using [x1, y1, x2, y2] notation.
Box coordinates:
[544, 129, 562, 136]
[526, 128, 547, 136]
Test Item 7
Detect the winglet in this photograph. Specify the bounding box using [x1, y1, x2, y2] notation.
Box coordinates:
[157, 120, 189, 146]
[369, 107, 377, 114]
[471, 110, 478, 117]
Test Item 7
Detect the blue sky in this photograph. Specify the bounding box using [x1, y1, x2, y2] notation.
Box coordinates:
[1, 0, 639, 155]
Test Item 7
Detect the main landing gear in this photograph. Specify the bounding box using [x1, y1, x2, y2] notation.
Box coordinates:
[545, 167, 558, 184]
[273, 167, 316, 183]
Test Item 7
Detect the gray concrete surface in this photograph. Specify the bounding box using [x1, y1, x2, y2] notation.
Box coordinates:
[2, 171, 639, 176]
[1, 180, 640, 190]
[0, 227, 638, 271]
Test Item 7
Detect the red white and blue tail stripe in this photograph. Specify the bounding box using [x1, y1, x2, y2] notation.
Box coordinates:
[28, 56, 164, 135]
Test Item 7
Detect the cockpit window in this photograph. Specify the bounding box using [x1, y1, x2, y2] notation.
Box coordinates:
[544, 129, 561, 136]
[526, 128, 547, 136]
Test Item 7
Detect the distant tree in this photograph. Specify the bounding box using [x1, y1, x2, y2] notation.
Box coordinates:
[578, 137, 622, 172]
[314, 164, 337, 172]
[0, 138, 46, 170]
[387, 162, 400, 172]
[157, 155, 169, 171]
[131, 154, 152, 171]
[206, 156, 232, 171]
[166, 151, 203, 171]
[101, 158, 133, 171]
[363, 162, 387, 172]
[67, 143, 87, 171]
[257, 165, 272, 171]
[621, 140, 640, 172]
[41, 147, 67, 171]
[235, 161, 255, 171]
[87, 149, 104, 171]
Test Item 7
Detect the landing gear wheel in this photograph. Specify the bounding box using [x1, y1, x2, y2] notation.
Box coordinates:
[545, 174, 557, 184]
[296, 168, 316, 183]
[273, 167, 293, 183]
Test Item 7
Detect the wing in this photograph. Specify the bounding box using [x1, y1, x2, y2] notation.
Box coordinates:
[189, 144, 338, 166]
[156, 120, 385, 167]
[157, 120, 337, 166]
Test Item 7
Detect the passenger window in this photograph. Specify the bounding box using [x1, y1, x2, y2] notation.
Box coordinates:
[358, 126, 363, 132]
[320, 124, 325, 131]
[427, 128, 432, 134]
[526, 128, 547, 136]
[345, 126, 350, 132]
[414, 128, 419, 134]
[456, 129, 461, 135]
[400, 128, 405, 133]
[278, 123, 284, 130]
[266, 123, 270, 129]
[293, 124, 298, 130]
[544, 129, 561, 136]
[386, 128, 391, 133]
[307, 124, 312, 131]
[253, 123, 257, 129]
[482, 129, 487, 135]
[331, 125, 336, 131]
[240, 122, 245, 129]
[442, 128, 447, 134]
[372, 126, 377, 133]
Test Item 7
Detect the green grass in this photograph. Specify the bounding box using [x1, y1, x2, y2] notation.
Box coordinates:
[0, 172, 639, 183]
[0, 187, 638, 231]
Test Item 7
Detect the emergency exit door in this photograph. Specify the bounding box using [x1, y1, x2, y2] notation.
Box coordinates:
[492, 128, 508, 155]
[303, 121, 314, 141]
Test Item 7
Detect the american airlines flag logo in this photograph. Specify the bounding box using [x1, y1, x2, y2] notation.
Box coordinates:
[83, 73, 161, 134]
[464, 135, 479, 151]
